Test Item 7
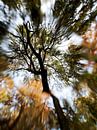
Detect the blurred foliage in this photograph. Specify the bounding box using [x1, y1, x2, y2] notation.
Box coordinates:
[1, 0, 21, 9]
[73, 92, 97, 130]
[64, 45, 84, 81]
[71, 22, 97, 130]
[0, 52, 9, 73]
[75, 22, 97, 92]
[0, 0, 97, 130]
[0, 0, 96, 33]
[53, 0, 97, 35]
[0, 77, 59, 130]
[0, 21, 8, 41]
[23, 0, 42, 25]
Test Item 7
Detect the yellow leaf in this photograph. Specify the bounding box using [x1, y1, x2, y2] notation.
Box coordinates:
[0, 88, 9, 102]
[4, 76, 14, 89]
[19, 79, 50, 102]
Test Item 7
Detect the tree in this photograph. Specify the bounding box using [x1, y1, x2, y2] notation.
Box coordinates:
[68, 22, 97, 130]
[0, 0, 97, 130]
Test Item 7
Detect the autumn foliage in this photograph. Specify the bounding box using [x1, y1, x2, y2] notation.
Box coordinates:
[82, 22, 97, 71]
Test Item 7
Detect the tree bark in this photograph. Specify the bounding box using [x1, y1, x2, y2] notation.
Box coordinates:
[41, 69, 50, 93]
[51, 94, 70, 130]
[40, 70, 70, 130]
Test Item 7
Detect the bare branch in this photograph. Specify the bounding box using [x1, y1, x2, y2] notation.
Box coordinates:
[9, 32, 21, 39]
[24, 23, 39, 57]
[15, 68, 41, 75]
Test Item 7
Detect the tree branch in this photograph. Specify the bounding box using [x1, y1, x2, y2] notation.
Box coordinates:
[24, 23, 39, 58]
[15, 68, 41, 75]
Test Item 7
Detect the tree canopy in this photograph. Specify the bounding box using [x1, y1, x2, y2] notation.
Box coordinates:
[0, 0, 97, 130]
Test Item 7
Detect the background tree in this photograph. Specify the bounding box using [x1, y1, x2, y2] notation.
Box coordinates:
[67, 22, 97, 130]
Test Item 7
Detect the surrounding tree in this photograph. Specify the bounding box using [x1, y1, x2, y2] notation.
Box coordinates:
[0, 0, 97, 130]
[69, 22, 97, 130]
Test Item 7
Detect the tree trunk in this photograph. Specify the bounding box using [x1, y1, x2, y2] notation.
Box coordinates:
[41, 70, 70, 130]
[41, 69, 50, 93]
[51, 94, 70, 130]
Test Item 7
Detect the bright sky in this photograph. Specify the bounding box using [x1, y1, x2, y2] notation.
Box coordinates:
[41, 0, 55, 14]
